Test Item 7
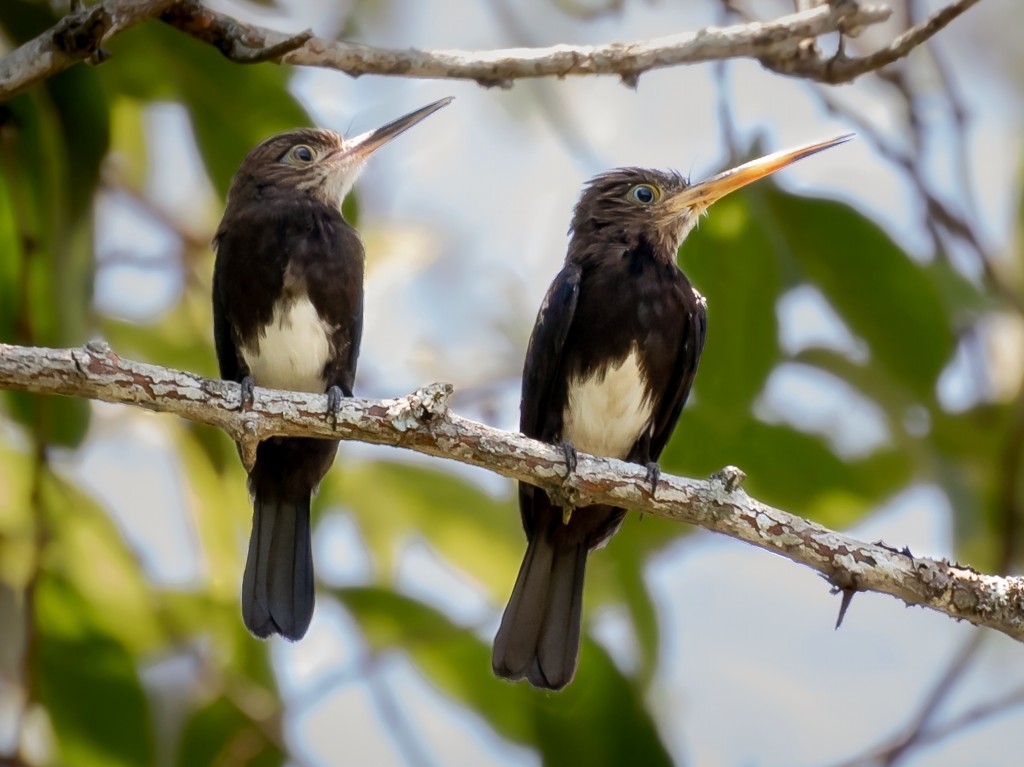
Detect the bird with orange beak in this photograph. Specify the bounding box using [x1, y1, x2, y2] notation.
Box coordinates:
[493, 135, 851, 689]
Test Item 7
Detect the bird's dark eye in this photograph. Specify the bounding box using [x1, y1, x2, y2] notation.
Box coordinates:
[288, 144, 316, 164]
[629, 184, 658, 205]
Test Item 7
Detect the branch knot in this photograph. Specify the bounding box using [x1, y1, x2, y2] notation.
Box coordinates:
[52, 4, 111, 58]
[710, 465, 746, 493]
[387, 383, 452, 432]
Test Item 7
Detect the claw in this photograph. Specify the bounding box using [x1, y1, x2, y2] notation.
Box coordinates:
[558, 441, 578, 525]
[240, 376, 255, 411]
[644, 462, 661, 497]
[326, 385, 344, 429]
[560, 440, 578, 479]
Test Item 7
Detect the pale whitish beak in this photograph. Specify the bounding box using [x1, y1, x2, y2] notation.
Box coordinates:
[322, 97, 453, 205]
[337, 96, 454, 164]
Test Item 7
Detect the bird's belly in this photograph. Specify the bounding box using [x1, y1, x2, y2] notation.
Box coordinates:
[242, 296, 332, 393]
[562, 348, 653, 460]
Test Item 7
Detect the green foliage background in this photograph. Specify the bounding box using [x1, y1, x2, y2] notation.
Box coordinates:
[0, 1, 1021, 765]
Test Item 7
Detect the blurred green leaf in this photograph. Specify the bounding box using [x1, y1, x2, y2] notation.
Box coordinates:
[328, 460, 522, 597]
[0, 1, 58, 45]
[34, 576, 154, 767]
[0, 45, 107, 445]
[102, 22, 309, 198]
[924, 259, 994, 319]
[665, 404, 911, 523]
[100, 283, 219, 377]
[178, 698, 285, 767]
[794, 348, 915, 425]
[172, 423, 250, 604]
[928, 402, 1012, 569]
[337, 587, 674, 766]
[604, 539, 660, 687]
[683, 193, 781, 429]
[41, 469, 164, 653]
[763, 189, 954, 398]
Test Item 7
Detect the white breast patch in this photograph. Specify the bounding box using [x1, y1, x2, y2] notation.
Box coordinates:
[562, 347, 653, 460]
[241, 295, 333, 393]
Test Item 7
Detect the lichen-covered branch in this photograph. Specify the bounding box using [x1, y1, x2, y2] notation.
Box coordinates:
[2, 341, 1023, 642]
[1, 0, 901, 100]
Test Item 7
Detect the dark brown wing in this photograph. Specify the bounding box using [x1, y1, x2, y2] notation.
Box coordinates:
[644, 288, 707, 462]
[519, 263, 581, 441]
[211, 238, 247, 383]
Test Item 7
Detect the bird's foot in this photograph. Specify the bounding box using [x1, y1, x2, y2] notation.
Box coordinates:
[240, 376, 255, 411]
[644, 462, 661, 497]
[549, 441, 580, 524]
[326, 385, 345, 430]
[560, 440, 578, 480]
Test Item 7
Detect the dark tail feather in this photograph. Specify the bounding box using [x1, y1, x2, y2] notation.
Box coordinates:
[242, 495, 314, 640]
[492, 532, 587, 690]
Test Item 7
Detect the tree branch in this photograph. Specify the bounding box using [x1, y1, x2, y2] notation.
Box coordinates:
[761, 0, 984, 83]
[0, 0, 898, 99]
[0, 0, 179, 100]
[2, 341, 1024, 642]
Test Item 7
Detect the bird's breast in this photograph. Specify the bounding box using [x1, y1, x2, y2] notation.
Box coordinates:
[241, 294, 333, 393]
[562, 347, 653, 459]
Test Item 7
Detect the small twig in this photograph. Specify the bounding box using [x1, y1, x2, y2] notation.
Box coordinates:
[364, 654, 437, 767]
[831, 631, 1024, 767]
[878, 632, 985, 765]
[910, 684, 1024, 751]
[762, 0, 983, 83]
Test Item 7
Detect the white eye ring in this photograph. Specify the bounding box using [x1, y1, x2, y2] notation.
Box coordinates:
[629, 184, 657, 204]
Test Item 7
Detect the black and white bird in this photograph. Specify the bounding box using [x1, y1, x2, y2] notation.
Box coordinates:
[493, 135, 850, 689]
[212, 97, 452, 640]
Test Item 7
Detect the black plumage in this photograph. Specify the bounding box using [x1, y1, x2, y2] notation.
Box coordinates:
[213, 99, 451, 639]
[493, 136, 850, 689]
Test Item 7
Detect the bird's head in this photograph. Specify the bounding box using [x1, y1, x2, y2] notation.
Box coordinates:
[569, 134, 852, 261]
[225, 97, 453, 209]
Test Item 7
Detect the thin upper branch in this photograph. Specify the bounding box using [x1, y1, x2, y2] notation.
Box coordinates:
[0, 0, 179, 100]
[0, 0, 896, 99]
[2, 341, 1024, 643]
[761, 0, 984, 83]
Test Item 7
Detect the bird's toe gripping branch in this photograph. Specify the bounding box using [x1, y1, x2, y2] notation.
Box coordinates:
[232, 377, 259, 473]
[239, 375, 255, 411]
[644, 462, 661, 497]
[544, 441, 583, 523]
[326, 385, 345, 430]
[560, 440, 578, 477]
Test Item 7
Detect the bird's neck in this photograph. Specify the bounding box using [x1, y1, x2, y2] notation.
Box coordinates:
[567, 228, 680, 270]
